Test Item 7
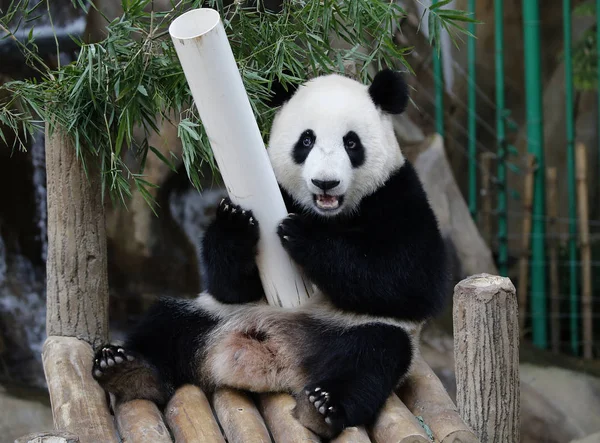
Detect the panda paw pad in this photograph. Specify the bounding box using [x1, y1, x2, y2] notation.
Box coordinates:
[305, 386, 342, 425]
[92, 345, 135, 380]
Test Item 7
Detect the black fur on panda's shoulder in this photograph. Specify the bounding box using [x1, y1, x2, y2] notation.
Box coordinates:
[279, 160, 449, 322]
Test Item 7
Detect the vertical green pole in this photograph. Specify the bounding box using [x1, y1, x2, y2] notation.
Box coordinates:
[468, 0, 477, 218]
[432, 0, 445, 137]
[564, 0, 579, 355]
[495, 0, 508, 277]
[523, 0, 547, 349]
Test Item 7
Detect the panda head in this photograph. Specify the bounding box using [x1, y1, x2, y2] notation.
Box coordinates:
[268, 69, 409, 217]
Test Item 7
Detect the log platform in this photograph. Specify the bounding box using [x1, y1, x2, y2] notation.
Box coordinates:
[35, 334, 480, 443]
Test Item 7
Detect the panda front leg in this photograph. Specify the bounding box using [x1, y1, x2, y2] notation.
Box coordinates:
[295, 322, 414, 438]
[201, 197, 264, 304]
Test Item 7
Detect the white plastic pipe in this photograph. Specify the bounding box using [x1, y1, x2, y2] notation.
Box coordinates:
[169, 8, 311, 308]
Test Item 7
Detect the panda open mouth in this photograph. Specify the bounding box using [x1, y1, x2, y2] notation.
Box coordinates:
[314, 194, 344, 210]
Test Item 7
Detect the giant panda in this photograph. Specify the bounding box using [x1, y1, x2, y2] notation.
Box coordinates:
[92, 69, 448, 438]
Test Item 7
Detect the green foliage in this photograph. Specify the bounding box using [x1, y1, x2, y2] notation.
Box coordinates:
[572, 1, 598, 91]
[0, 0, 473, 206]
[422, 0, 479, 55]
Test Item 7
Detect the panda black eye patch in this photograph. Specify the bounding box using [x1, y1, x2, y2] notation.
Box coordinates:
[343, 131, 365, 167]
[293, 129, 316, 164]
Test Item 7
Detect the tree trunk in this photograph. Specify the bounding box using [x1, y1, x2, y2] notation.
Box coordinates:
[45, 123, 109, 348]
[453, 274, 519, 443]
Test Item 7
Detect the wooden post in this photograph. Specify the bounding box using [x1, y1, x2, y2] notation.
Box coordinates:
[576, 143, 593, 359]
[546, 167, 561, 353]
[45, 124, 109, 347]
[453, 274, 519, 443]
[479, 152, 496, 247]
[517, 154, 536, 332]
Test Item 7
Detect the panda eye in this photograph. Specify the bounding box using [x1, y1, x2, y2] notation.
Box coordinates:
[343, 132, 361, 151]
[301, 131, 315, 148]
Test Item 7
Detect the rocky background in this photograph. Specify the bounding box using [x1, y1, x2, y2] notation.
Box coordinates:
[1, 1, 600, 442]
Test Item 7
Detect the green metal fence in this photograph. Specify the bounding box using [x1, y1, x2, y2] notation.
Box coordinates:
[432, 0, 598, 357]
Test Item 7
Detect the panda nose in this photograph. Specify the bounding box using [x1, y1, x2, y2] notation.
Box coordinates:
[311, 179, 340, 191]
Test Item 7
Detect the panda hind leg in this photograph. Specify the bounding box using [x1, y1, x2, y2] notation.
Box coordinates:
[294, 323, 414, 438]
[92, 345, 170, 405]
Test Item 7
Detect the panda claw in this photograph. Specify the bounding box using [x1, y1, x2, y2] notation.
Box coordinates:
[325, 417, 332, 425]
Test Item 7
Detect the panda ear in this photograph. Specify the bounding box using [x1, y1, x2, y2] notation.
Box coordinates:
[368, 69, 409, 114]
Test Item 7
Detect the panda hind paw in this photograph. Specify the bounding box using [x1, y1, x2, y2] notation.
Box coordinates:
[92, 344, 135, 380]
[305, 385, 345, 430]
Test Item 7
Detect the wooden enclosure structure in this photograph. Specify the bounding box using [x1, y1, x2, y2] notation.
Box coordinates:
[17, 128, 521, 443]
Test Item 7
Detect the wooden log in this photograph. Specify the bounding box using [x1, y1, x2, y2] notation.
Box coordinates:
[517, 154, 536, 333]
[369, 393, 429, 443]
[333, 426, 371, 443]
[258, 393, 321, 443]
[165, 385, 225, 443]
[15, 432, 80, 443]
[546, 167, 561, 353]
[45, 124, 109, 348]
[453, 274, 519, 442]
[211, 388, 271, 443]
[41, 336, 119, 443]
[398, 357, 478, 443]
[115, 400, 172, 443]
[576, 143, 593, 359]
[479, 152, 496, 247]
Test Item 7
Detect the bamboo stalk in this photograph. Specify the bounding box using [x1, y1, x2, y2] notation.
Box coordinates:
[479, 152, 495, 247]
[546, 167, 561, 353]
[211, 388, 271, 443]
[165, 385, 225, 443]
[115, 400, 172, 443]
[398, 357, 478, 443]
[576, 143, 593, 359]
[518, 154, 536, 333]
[168, 9, 311, 308]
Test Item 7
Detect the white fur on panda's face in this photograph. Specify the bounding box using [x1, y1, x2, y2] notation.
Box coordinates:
[268, 74, 405, 216]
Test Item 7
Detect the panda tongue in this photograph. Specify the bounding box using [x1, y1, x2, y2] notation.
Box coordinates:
[317, 194, 339, 209]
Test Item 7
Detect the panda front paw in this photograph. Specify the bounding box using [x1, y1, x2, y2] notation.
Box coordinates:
[216, 197, 259, 241]
[305, 385, 345, 434]
[277, 213, 308, 246]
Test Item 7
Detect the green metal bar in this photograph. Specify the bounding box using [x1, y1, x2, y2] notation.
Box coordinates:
[432, 0, 444, 136]
[468, 0, 477, 218]
[495, 0, 508, 277]
[564, 0, 578, 355]
[523, 0, 547, 349]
